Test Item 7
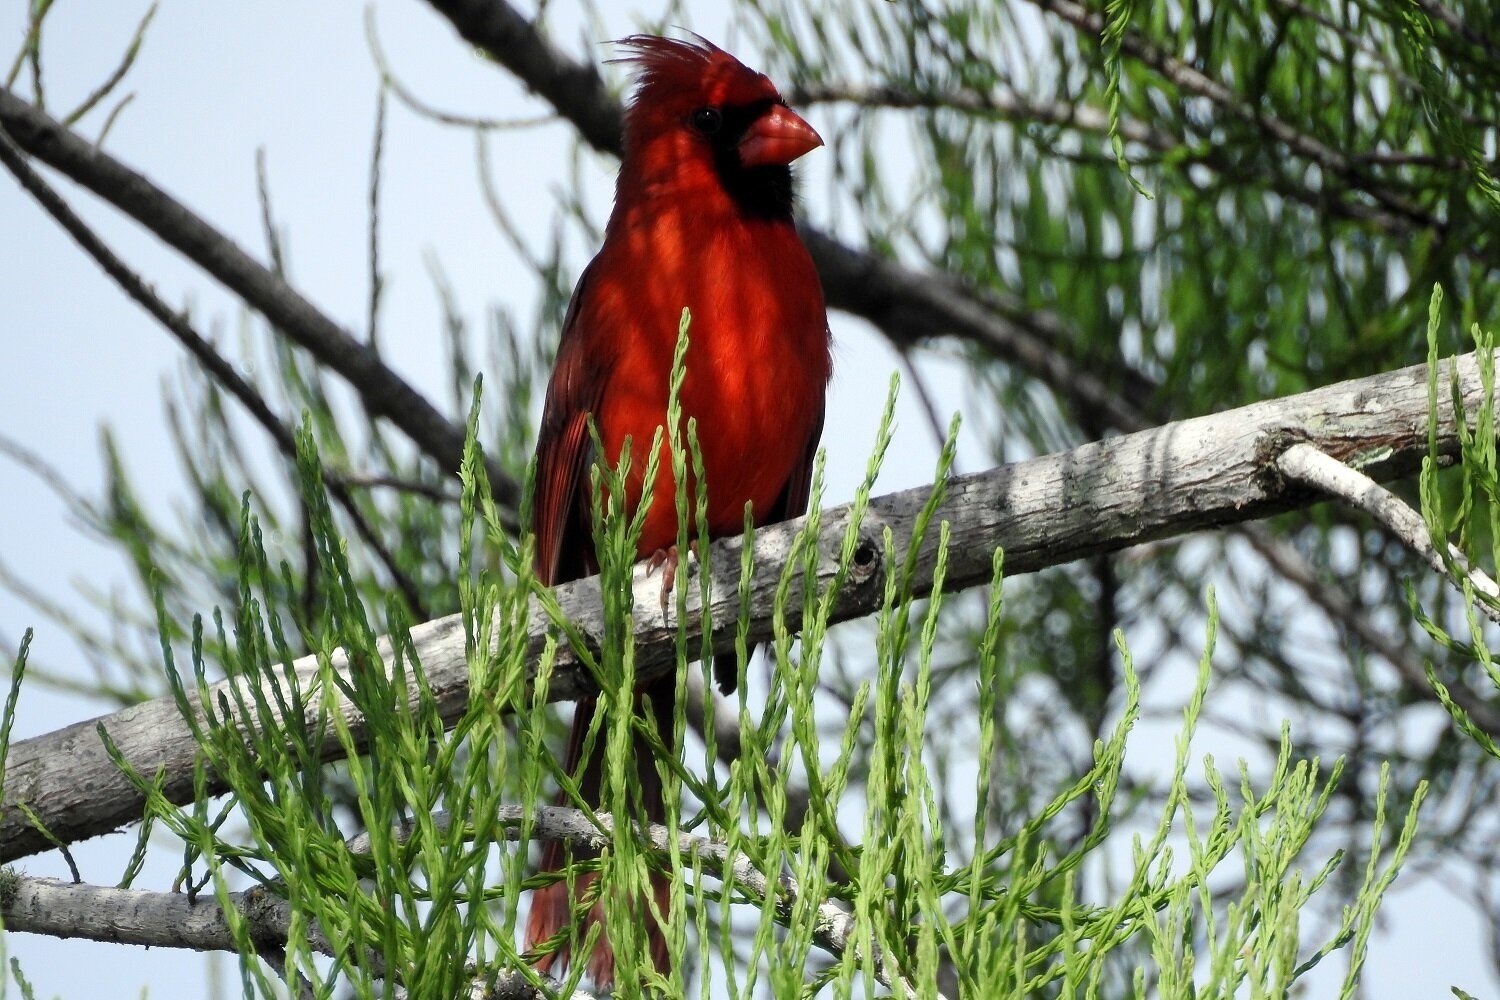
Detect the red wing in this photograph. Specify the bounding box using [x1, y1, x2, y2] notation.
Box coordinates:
[533, 262, 609, 587]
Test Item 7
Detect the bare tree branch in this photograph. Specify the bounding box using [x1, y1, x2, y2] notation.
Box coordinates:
[0, 86, 519, 509]
[3, 802, 931, 998]
[0, 124, 431, 619]
[0, 871, 584, 1000]
[1277, 442, 1500, 623]
[1, 348, 1485, 864]
[790, 81, 1176, 151]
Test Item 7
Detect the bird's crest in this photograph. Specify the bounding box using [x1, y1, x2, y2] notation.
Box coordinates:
[611, 33, 781, 112]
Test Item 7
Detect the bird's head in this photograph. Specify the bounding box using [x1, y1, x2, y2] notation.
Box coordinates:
[612, 34, 823, 218]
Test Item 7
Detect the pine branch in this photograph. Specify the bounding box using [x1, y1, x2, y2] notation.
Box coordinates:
[793, 76, 1468, 232]
[1411, 0, 1500, 65]
[788, 81, 1177, 151]
[1, 347, 1485, 863]
[1027, 0, 1448, 238]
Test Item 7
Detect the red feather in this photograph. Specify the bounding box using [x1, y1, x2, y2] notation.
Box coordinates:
[525, 33, 830, 987]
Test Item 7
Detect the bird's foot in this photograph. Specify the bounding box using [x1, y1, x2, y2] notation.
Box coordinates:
[645, 542, 700, 612]
[645, 545, 680, 612]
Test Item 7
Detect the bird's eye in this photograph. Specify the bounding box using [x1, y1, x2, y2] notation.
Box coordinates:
[690, 107, 722, 134]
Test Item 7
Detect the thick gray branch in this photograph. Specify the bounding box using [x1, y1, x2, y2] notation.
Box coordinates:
[1, 349, 1485, 863]
[1, 874, 315, 955]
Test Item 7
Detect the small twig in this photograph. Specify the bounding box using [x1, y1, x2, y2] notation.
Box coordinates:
[94, 92, 133, 146]
[476, 131, 546, 273]
[254, 149, 286, 277]
[367, 83, 387, 351]
[5, 0, 54, 97]
[1276, 442, 1500, 625]
[258, 947, 316, 1000]
[792, 81, 1176, 153]
[331, 470, 460, 503]
[897, 347, 961, 475]
[62, 2, 157, 126]
[15, 801, 81, 883]
[364, 7, 556, 132]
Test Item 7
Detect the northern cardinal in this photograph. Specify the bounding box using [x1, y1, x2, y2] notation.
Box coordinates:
[523, 34, 831, 986]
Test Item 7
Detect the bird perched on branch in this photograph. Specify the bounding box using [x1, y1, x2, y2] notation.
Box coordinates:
[523, 33, 831, 987]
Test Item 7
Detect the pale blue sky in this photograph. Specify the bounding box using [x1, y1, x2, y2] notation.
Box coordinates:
[0, 2, 1487, 997]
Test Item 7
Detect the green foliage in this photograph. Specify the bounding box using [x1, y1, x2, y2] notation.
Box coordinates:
[92, 404, 550, 998]
[71, 361, 1421, 996]
[0, 632, 28, 817]
[6, 0, 1499, 995]
[736, 1, 1500, 972]
[1100, 0, 1150, 198]
[1416, 285, 1500, 766]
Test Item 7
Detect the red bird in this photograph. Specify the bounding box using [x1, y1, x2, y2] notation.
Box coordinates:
[523, 34, 831, 986]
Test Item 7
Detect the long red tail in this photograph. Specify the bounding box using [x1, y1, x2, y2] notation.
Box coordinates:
[524, 685, 674, 987]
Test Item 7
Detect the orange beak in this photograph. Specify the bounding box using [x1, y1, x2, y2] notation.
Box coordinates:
[738, 104, 823, 167]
